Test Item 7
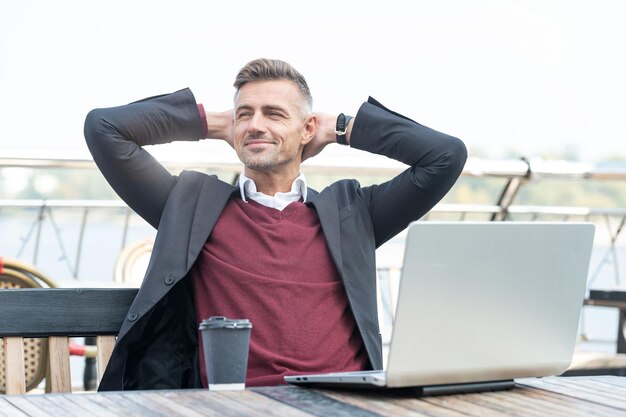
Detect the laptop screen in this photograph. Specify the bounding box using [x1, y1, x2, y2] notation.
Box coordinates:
[385, 221, 594, 388]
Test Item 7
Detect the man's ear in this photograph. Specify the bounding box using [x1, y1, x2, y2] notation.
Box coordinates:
[301, 114, 317, 145]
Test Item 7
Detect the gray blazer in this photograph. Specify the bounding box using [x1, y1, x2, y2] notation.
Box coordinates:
[84, 88, 467, 390]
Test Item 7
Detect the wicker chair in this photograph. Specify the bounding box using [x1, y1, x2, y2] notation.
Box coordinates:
[0, 257, 57, 393]
[114, 238, 153, 287]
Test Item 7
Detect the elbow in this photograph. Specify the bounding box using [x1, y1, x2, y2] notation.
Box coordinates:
[84, 109, 99, 144]
[83, 109, 102, 145]
[83, 108, 108, 147]
[84, 108, 123, 163]
[446, 135, 468, 175]
[455, 136, 469, 167]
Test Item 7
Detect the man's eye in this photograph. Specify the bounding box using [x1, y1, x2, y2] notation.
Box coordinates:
[237, 112, 252, 119]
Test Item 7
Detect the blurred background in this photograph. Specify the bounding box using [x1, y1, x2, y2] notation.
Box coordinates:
[2, 0, 626, 388]
[1, 0, 625, 160]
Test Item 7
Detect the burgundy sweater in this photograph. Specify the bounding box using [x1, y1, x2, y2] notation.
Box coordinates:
[190, 198, 368, 386]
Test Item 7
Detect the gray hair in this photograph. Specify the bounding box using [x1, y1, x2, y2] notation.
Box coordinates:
[233, 58, 313, 116]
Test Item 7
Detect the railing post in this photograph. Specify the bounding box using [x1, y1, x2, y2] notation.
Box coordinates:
[121, 207, 131, 252]
[74, 208, 90, 279]
[32, 204, 46, 265]
[491, 158, 531, 221]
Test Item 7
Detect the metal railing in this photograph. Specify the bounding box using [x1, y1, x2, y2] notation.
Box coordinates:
[2, 153, 626, 284]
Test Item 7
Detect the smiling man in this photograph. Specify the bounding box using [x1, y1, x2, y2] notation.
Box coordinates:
[84, 58, 467, 390]
[233, 78, 315, 193]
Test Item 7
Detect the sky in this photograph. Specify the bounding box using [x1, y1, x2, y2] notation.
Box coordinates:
[1, 0, 625, 162]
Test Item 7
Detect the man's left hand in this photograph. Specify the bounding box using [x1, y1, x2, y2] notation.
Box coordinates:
[302, 113, 353, 162]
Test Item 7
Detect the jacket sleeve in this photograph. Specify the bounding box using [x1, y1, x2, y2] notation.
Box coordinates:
[84, 88, 205, 229]
[350, 97, 468, 247]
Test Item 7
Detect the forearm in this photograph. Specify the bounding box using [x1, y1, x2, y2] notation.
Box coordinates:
[345, 119, 355, 145]
[351, 97, 467, 247]
[201, 110, 233, 143]
[85, 88, 205, 147]
[84, 88, 204, 228]
[350, 97, 467, 172]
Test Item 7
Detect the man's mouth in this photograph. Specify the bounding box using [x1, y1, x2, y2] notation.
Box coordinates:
[244, 139, 276, 147]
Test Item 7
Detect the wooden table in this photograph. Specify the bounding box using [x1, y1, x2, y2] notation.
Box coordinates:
[1, 376, 626, 417]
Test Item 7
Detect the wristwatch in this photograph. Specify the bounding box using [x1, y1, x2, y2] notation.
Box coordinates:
[335, 113, 353, 145]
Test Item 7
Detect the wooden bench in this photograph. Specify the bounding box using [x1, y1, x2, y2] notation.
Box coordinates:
[585, 289, 626, 353]
[0, 288, 137, 394]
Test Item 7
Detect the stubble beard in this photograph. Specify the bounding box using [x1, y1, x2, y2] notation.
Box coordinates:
[240, 147, 294, 172]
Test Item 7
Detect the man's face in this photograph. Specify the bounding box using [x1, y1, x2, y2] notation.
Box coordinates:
[233, 80, 313, 175]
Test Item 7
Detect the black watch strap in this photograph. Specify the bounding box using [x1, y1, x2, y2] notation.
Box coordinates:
[335, 113, 353, 145]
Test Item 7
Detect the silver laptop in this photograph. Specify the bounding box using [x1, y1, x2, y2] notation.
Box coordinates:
[285, 221, 595, 394]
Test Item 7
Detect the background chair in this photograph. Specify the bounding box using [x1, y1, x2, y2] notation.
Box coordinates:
[0, 257, 57, 394]
[114, 238, 153, 287]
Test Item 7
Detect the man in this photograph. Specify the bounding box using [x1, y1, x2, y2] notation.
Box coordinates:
[85, 58, 467, 390]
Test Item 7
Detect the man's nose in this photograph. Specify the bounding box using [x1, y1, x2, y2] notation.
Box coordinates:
[247, 114, 266, 136]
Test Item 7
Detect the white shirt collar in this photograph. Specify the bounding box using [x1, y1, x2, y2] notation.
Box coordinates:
[238, 172, 308, 211]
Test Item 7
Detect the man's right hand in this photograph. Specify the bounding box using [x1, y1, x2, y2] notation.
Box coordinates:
[205, 110, 234, 147]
